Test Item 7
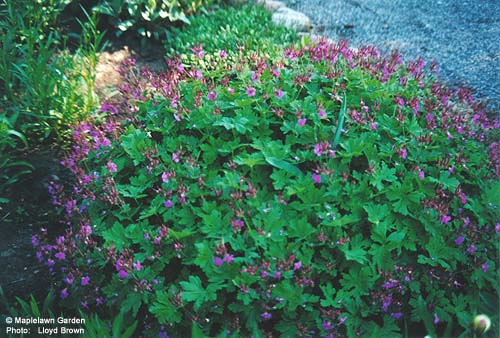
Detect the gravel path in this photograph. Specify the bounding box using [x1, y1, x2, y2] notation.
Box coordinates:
[281, 0, 500, 108]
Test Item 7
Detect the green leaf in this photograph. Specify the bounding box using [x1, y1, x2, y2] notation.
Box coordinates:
[180, 276, 216, 311]
[192, 322, 204, 338]
[102, 222, 127, 250]
[340, 235, 368, 264]
[233, 152, 266, 168]
[288, 216, 315, 239]
[264, 156, 302, 177]
[150, 291, 182, 324]
[332, 92, 347, 148]
[370, 161, 397, 190]
[363, 203, 390, 224]
[429, 171, 460, 191]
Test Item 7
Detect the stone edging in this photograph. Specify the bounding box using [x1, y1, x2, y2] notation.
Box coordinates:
[254, 0, 330, 42]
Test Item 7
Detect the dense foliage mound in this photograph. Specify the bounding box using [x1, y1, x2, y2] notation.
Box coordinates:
[35, 38, 499, 337]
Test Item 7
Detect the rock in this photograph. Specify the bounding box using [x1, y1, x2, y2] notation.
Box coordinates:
[272, 7, 313, 32]
[256, 0, 286, 12]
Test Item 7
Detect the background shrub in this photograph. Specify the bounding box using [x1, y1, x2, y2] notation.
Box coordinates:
[165, 4, 297, 61]
[0, 0, 104, 205]
[92, 0, 223, 40]
[37, 35, 499, 337]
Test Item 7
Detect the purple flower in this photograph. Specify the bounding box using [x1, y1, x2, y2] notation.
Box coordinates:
[274, 271, 281, 280]
[64, 275, 74, 285]
[482, 262, 489, 272]
[207, 91, 216, 101]
[370, 122, 378, 130]
[164, 200, 173, 208]
[395, 97, 405, 107]
[81, 276, 90, 286]
[55, 252, 65, 260]
[228, 87, 234, 95]
[440, 215, 452, 224]
[60, 288, 69, 299]
[382, 294, 392, 312]
[101, 103, 119, 115]
[134, 261, 142, 271]
[261, 270, 268, 278]
[322, 321, 334, 330]
[159, 332, 169, 338]
[298, 118, 307, 127]
[434, 313, 440, 324]
[467, 245, 477, 253]
[293, 261, 302, 271]
[31, 235, 39, 247]
[495, 223, 500, 234]
[118, 270, 128, 278]
[213, 257, 223, 267]
[455, 236, 465, 245]
[260, 312, 272, 320]
[391, 312, 403, 319]
[223, 254, 234, 264]
[246, 87, 256, 97]
[418, 170, 425, 180]
[312, 173, 322, 184]
[318, 109, 326, 118]
[219, 50, 227, 58]
[274, 89, 283, 99]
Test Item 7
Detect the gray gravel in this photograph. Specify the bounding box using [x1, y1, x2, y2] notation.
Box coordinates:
[281, 0, 500, 108]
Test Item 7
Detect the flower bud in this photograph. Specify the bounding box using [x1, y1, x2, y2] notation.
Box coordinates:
[472, 314, 491, 334]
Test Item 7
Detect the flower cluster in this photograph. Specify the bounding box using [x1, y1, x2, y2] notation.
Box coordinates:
[36, 38, 499, 337]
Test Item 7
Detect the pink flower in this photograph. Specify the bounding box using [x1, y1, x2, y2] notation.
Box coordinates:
[172, 152, 180, 163]
[223, 254, 234, 264]
[370, 122, 378, 130]
[274, 89, 283, 99]
[318, 109, 326, 118]
[161, 171, 169, 183]
[134, 261, 142, 271]
[293, 261, 302, 271]
[190, 44, 205, 58]
[219, 49, 227, 58]
[207, 91, 216, 101]
[228, 87, 234, 95]
[418, 171, 425, 180]
[298, 118, 307, 127]
[246, 87, 256, 97]
[213, 257, 223, 267]
[106, 161, 117, 173]
[398, 147, 407, 160]
[312, 173, 322, 184]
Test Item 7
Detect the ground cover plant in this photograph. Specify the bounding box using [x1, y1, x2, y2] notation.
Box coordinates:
[35, 29, 500, 337]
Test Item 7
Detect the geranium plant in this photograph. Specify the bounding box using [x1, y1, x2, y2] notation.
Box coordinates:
[35, 37, 499, 337]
